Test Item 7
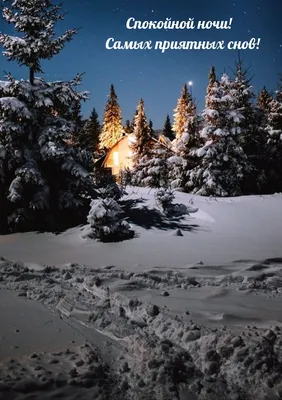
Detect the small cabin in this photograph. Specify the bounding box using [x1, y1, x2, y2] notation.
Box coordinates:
[102, 134, 171, 177]
[102, 135, 134, 176]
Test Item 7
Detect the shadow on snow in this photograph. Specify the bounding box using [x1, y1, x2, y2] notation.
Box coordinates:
[120, 199, 205, 233]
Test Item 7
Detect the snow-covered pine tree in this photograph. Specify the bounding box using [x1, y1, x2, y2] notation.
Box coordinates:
[232, 58, 266, 194]
[264, 81, 282, 193]
[169, 91, 199, 191]
[87, 197, 134, 242]
[168, 114, 200, 190]
[76, 107, 101, 153]
[130, 98, 152, 164]
[0, 0, 96, 233]
[131, 137, 172, 188]
[189, 72, 252, 197]
[130, 109, 138, 133]
[257, 86, 272, 114]
[172, 84, 196, 139]
[163, 114, 175, 141]
[99, 84, 123, 151]
[130, 100, 171, 188]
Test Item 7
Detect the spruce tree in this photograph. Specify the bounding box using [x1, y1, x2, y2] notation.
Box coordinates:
[99, 84, 123, 151]
[0, 0, 96, 234]
[124, 119, 132, 135]
[189, 73, 252, 196]
[148, 119, 155, 137]
[163, 114, 175, 141]
[130, 99, 151, 164]
[232, 59, 266, 194]
[173, 84, 196, 139]
[130, 109, 138, 133]
[257, 87, 272, 113]
[0, 0, 77, 85]
[265, 83, 282, 192]
[77, 107, 101, 152]
[169, 113, 200, 190]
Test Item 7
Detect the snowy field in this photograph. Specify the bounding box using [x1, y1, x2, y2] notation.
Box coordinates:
[1, 187, 282, 399]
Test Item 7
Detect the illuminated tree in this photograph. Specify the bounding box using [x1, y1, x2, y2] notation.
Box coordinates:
[99, 84, 123, 151]
[173, 83, 196, 139]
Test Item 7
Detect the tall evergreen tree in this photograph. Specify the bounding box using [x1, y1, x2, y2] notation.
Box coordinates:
[99, 84, 123, 151]
[130, 109, 138, 133]
[257, 87, 272, 113]
[189, 73, 252, 196]
[206, 66, 217, 104]
[148, 119, 155, 137]
[124, 119, 132, 135]
[264, 82, 282, 192]
[77, 107, 101, 152]
[0, 0, 96, 234]
[0, 0, 77, 85]
[130, 99, 151, 164]
[232, 59, 266, 194]
[163, 114, 175, 141]
[173, 84, 196, 139]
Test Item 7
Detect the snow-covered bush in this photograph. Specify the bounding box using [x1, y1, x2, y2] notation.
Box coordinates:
[87, 198, 134, 242]
[154, 188, 175, 213]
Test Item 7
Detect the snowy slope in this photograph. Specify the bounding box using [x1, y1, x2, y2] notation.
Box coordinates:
[1, 187, 282, 269]
[1, 188, 282, 399]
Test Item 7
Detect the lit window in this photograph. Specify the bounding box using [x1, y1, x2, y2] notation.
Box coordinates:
[113, 151, 119, 166]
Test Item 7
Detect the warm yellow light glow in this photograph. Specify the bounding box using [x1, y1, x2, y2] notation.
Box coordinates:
[113, 151, 119, 166]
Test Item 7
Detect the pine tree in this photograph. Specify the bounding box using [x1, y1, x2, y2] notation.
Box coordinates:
[264, 82, 282, 192]
[257, 87, 272, 113]
[99, 84, 123, 151]
[169, 115, 200, 190]
[173, 84, 196, 139]
[68, 100, 84, 146]
[130, 99, 151, 164]
[232, 59, 266, 194]
[124, 119, 132, 135]
[148, 119, 155, 137]
[130, 109, 138, 133]
[206, 66, 217, 104]
[0, 0, 96, 234]
[163, 114, 175, 141]
[189, 73, 252, 197]
[77, 107, 101, 152]
[0, 0, 77, 85]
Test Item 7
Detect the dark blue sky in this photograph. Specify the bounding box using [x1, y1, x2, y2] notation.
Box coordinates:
[0, 0, 282, 128]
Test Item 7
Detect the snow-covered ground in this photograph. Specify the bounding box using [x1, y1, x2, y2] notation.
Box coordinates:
[1, 187, 282, 399]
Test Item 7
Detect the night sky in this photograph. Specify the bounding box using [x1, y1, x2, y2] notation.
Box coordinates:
[0, 0, 282, 128]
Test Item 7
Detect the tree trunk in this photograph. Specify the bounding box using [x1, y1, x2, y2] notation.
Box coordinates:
[29, 68, 35, 85]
